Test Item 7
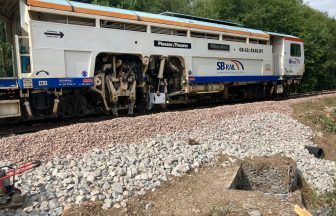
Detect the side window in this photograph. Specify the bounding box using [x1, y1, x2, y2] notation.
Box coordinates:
[290, 43, 301, 57]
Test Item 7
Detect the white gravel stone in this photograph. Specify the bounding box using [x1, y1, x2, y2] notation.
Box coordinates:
[145, 202, 155, 212]
[112, 183, 123, 194]
[75, 195, 85, 204]
[48, 200, 60, 209]
[22, 206, 33, 213]
[1, 104, 336, 215]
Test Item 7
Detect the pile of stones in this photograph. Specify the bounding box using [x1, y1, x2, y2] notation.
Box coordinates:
[0, 112, 335, 215]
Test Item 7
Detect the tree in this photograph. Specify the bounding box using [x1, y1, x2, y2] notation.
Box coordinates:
[0, 21, 14, 77]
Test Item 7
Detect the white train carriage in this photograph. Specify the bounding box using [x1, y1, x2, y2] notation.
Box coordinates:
[0, 0, 305, 119]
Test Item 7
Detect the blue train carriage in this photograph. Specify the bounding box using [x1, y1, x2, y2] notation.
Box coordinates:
[0, 0, 304, 120]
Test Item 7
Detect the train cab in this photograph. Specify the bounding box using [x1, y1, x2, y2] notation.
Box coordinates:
[269, 32, 304, 80]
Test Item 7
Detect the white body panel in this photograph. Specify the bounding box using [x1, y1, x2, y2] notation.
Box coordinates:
[193, 58, 264, 76]
[0, 100, 21, 118]
[28, 21, 275, 85]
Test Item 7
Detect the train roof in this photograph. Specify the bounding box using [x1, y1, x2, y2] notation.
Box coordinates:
[26, 0, 304, 41]
[160, 12, 244, 27]
[27, 0, 269, 38]
[267, 31, 304, 42]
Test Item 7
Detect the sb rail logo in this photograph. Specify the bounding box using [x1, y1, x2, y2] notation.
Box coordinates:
[289, 58, 300, 65]
[217, 60, 245, 72]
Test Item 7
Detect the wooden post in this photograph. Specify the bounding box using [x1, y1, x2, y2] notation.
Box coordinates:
[294, 205, 312, 216]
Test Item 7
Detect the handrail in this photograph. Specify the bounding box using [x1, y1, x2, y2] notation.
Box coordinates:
[15, 35, 32, 76]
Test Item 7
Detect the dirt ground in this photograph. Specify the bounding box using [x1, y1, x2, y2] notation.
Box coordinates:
[64, 157, 307, 216]
[292, 96, 336, 161]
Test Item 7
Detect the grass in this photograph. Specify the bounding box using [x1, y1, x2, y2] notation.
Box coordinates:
[292, 96, 336, 161]
[326, 183, 336, 215]
[298, 177, 323, 209]
[315, 115, 336, 133]
[292, 96, 336, 213]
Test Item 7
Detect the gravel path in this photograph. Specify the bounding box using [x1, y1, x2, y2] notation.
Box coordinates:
[1, 94, 336, 164]
[1, 111, 336, 215]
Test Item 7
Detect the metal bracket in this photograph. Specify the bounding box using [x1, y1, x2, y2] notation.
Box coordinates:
[90, 73, 110, 111]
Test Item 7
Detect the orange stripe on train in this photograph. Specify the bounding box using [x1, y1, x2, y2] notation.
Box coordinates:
[27, 0, 270, 39]
[284, 37, 304, 42]
[27, 0, 73, 11]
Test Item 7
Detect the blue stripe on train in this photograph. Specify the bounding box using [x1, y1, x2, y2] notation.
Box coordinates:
[188, 76, 280, 84]
[0, 77, 94, 89]
[1, 76, 279, 89]
[0, 79, 18, 88]
[17, 78, 95, 89]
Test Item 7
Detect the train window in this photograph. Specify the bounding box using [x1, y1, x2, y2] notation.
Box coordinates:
[30, 12, 95, 26]
[290, 43, 301, 57]
[222, 35, 246, 43]
[151, 26, 187, 37]
[191, 31, 206, 38]
[191, 31, 219, 40]
[249, 39, 258, 44]
[250, 39, 268, 45]
[101, 20, 147, 32]
[236, 37, 247, 43]
[206, 33, 220, 40]
[222, 35, 236, 41]
[68, 16, 95, 27]
[175, 30, 188, 37]
[259, 40, 268, 45]
[31, 12, 66, 24]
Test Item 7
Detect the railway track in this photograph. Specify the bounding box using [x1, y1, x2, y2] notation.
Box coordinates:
[0, 90, 335, 138]
[288, 90, 336, 99]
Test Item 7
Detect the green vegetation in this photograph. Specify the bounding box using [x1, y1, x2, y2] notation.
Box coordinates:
[292, 97, 336, 161]
[316, 115, 336, 133]
[300, 98, 336, 133]
[326, 184, 336, 215]
[0, 22, 13, 77]
[1, 0, 336, 90]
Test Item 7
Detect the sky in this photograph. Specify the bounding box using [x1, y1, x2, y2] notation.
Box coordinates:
[305, 0, 336, 17]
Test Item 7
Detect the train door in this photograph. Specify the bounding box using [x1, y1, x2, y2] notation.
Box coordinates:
[283, 39, 304, 78]
[270, 36, 284, 77]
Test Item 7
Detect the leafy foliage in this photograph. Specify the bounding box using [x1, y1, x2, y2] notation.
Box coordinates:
[0, 21, 14, 77]
[1, 0, 336, 91]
